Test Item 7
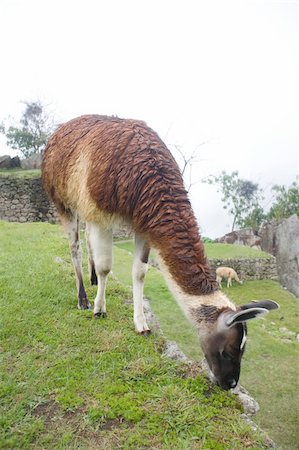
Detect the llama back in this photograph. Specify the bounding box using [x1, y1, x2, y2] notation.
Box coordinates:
[43, 115, 191, 232]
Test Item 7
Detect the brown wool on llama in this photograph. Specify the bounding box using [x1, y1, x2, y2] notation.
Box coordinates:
[42, 114, 279, 391]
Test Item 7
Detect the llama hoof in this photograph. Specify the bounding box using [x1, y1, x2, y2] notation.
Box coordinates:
[78, 300, 91, 310]
[140, 330, 151, 337]
[94, 312, 107, 319]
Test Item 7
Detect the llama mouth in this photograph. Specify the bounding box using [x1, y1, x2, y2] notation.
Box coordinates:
[206, 368, 237, 390]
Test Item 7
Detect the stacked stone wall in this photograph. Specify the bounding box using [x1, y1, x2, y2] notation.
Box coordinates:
[209, 258, 277, 281]
[0, 177, 58, 223]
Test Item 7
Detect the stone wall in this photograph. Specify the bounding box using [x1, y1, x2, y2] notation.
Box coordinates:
[260, 215, 299, 297]
[209, 258, 277, 281]
[0, 176, 130, 238]
[0, 176, 58, 223]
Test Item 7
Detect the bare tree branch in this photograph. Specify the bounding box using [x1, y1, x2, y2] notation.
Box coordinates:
[172, 143, 207, 192]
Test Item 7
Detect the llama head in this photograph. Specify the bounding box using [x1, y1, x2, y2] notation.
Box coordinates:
[197, 300, 279, 390]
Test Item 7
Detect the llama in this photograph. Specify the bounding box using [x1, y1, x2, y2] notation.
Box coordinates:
[216, 267, 243, 288]
[42, 115, 279, 390]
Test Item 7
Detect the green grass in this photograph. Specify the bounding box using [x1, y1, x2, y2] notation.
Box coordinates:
[114, 240, 272, 259]
[204, 243, 272, 259]
[223, 282, 299, 450]
[0, 168, 41, 179]
[0, 221, 270, 449]
[113, 241, 298, 450]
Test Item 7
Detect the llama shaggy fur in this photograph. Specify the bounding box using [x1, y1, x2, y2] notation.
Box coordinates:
[43, 114, 218, 296]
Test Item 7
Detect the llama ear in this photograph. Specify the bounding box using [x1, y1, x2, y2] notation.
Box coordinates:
[239, 300, 279, 312]
[220, 300, 279, 329]
[224, 307, 269, 327]
[217, 307, 269, 331]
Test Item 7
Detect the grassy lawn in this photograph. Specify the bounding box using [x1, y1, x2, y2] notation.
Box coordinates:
[114, 240, 272, 259]
[113, 241, 298, 450]
[204, 243, 272, 259]
[0, 221, 273, 450]
[0, 168, 41, 179]
[226, 283, 298, 450]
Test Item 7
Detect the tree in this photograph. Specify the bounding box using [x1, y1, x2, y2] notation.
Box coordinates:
[173, 143, 205, 192]
[267, 179, 299, 220]
[242, 205, 266, 233]
[204, 170, 264, 231]
[0, 101, 55, 158]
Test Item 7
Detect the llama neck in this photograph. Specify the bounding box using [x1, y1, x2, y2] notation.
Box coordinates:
[150, 225, 218, 296]
[157, 254, 236, 323]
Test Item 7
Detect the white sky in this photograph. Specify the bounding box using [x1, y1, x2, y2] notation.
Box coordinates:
[0, 0, 298, 238]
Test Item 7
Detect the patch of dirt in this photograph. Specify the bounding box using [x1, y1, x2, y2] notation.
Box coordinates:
[31, 400, 61, 426]
[31, 398, 134, 449]
[31, 399, 86, 430]
[101, 417, 134, 431]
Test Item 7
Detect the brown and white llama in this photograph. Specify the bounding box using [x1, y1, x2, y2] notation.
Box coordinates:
[42, 115, 278, 390]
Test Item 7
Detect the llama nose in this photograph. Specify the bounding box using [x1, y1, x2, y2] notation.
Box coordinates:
[227, 378, 237, 388]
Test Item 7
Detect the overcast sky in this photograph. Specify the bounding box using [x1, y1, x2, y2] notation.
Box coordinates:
[0, 0, 298, 238]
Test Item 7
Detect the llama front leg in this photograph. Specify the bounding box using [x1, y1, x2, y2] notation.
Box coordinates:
[132, 233, 150, 335]
[62, 214, 90, 310]
[216, 275, 222, 289]
[86, 223, 113, 318]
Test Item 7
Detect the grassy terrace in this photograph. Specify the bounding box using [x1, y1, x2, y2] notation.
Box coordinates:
[114, 240, 272, 260]
[0, 222, 298, 449]
[0, 168, 41, 179]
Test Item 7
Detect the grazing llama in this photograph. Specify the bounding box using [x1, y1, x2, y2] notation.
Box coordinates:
[216, 267, 243, 288]
[42, 115, 278, 390]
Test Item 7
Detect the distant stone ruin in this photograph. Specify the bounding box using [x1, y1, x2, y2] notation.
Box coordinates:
[215, 228, 261, 249]
[0, 155, 21, 169]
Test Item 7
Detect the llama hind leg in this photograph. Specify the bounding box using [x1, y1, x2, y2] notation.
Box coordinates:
[62, 213, 90, 310]
[85, 223, 98, 286]
[132, 233, 150, 335]
[86, 223, 113, 318]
